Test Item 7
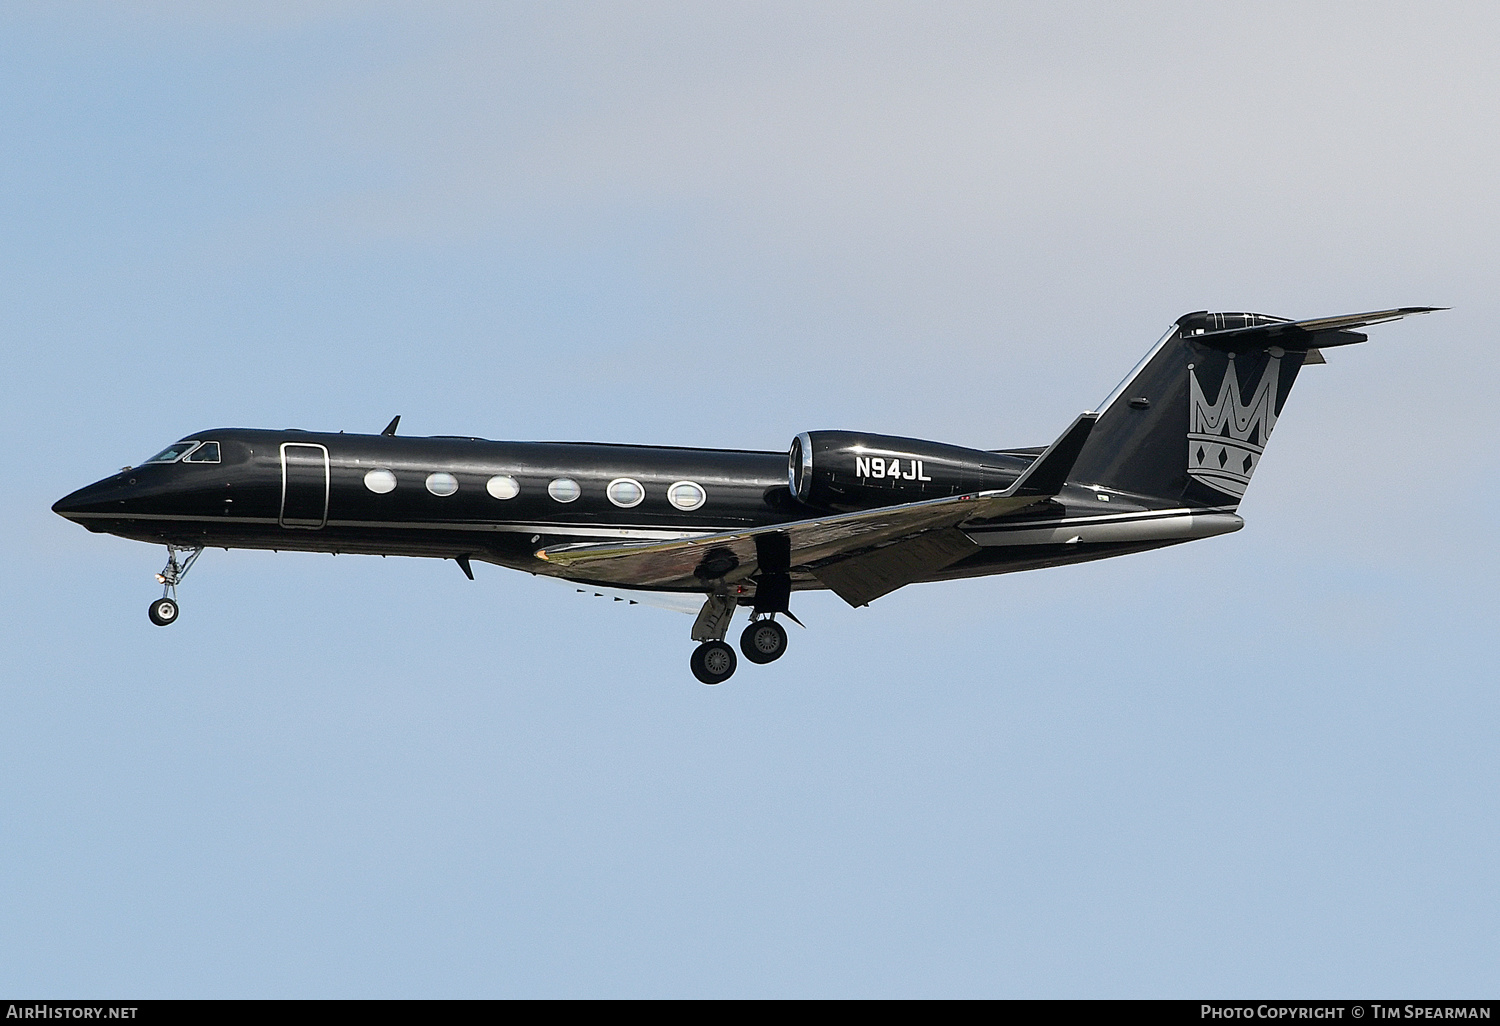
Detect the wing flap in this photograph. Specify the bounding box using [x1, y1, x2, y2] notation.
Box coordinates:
[811, 527, 979, 607]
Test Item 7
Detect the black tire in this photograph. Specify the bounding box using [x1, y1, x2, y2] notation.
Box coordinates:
[690, 640, 737, 685]
[148, 597, 179, 627]
[740, 619, 788, 664]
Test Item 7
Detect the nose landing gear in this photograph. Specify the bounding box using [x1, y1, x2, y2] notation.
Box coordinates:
[148, 544, 202, 627]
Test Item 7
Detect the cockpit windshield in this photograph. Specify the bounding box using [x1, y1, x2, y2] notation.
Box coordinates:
[183, 441, 220, 463]
[143, 441, 199, 464]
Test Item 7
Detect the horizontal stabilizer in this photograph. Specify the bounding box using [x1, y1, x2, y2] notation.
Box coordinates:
[1184, 307, 1442, 350]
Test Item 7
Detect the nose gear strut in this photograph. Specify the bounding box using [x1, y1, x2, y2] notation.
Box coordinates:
[148, 544, 202, 626]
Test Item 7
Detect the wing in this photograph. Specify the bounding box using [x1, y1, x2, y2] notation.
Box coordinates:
[536, 412, 1098, 604]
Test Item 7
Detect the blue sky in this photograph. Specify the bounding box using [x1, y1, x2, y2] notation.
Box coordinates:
[2, 3, 1495, 997]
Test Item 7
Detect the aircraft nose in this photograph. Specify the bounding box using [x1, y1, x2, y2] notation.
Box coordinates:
[52, 478, 121, 520]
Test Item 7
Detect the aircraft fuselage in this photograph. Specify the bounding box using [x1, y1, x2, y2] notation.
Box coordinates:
[56, 428, 1218, 589]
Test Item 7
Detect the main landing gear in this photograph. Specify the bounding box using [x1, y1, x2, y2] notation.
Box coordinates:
[688, 591, 790, 685]
[690, 640, 737, 685]
[740, 618, 788, 664]
[148, 544, 202, 627]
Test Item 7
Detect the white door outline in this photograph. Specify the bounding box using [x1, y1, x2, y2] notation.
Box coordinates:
[280, 442, 329, 529]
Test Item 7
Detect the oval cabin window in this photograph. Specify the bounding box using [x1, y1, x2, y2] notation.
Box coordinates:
[364, 469, 397, 494]
[606, 478, 645, 508]
[548, 478, 581, 503]
[426, 472, 459, 497]
[486, 475, 520, 500]
[667, 480, 706, 511]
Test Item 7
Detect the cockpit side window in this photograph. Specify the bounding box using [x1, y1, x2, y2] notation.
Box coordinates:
[144, 441, 199, 464]
[183, 441, 220, 463]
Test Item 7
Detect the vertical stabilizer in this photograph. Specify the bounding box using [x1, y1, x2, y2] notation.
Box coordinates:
[1066, 308, 1437, 507]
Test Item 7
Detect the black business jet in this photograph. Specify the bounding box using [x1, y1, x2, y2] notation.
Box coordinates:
[54, 307, 1436, 683]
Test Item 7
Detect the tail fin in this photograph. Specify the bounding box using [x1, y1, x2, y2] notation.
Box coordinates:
[1067, 308, 1440, 507]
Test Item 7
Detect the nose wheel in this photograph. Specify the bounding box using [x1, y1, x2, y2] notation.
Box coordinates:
[148, 597, 179, 626]
[148, 544, 202, 627]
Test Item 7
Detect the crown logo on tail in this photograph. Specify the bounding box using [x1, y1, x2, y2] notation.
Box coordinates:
[1187, 352, 1281, 498]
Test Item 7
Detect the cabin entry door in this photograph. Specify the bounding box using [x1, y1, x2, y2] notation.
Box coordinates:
[279, 443, 329, 529]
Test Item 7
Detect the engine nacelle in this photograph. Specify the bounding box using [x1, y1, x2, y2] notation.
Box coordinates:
[788, 431, 1029, 512]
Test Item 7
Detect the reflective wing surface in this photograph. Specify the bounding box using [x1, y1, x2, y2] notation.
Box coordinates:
[536, 487, 1045, 587]
[536, 413, 1099, 601]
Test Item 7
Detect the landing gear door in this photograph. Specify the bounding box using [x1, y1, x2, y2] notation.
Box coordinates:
[280, 443, 329, 529]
